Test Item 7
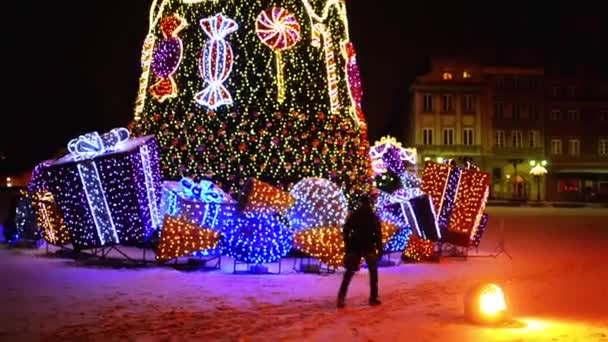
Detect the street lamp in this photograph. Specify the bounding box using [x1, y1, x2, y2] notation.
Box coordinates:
[529, 161, 548, 202]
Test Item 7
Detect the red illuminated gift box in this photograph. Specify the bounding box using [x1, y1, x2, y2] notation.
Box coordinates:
[442, 168, 490, 247]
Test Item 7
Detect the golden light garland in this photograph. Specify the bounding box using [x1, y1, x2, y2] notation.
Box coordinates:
[238, 178, 295, 214]
[156, 215, 220, 262]
[30, 191, 71, 246]
[421, 161, 452, 214]
[402, 235, 435, 262]
[293, 226, 344, 268]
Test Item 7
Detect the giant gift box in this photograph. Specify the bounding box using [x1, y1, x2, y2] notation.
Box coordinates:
[46, 128, 162, 249]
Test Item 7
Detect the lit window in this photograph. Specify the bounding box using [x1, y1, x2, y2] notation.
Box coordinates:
[568, 139, 580, 156]
[495, 130, 505, 148]
[423, 128, 433, 145]
[463, 71, 472, 79]
[443, 72, 453, 80]
[600, 139, 608, 156]
[442, 128, 454, 145]
[551, 139, 562, 155]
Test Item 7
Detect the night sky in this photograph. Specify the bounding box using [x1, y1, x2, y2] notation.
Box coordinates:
[2, 2, 607, 173]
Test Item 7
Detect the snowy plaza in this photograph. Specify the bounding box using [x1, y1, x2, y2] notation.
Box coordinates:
[1, 207, 607, 341]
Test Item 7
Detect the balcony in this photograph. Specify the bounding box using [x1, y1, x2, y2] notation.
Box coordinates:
[416, 145, 484, 156]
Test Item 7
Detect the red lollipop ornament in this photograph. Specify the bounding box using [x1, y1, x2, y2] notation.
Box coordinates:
[255, 8, 301, 104]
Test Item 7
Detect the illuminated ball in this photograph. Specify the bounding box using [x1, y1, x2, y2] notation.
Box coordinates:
[464, 283, 508, 325]
[220, 212, 293, 264]
[286, 178, 348, 231]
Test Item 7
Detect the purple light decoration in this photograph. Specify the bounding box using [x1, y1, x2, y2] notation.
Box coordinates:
[472, 213, 489, 248]
[437, 167, 462, 233]
[149, 14, 186, 102]
[383, 146, 406, 175]
[46, 135, 162, 249]
[152, 39, 182, 79]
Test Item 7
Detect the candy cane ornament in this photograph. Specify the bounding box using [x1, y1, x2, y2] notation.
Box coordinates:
[255, 8, 301, 104]
[195, 13, 239, 110]
[149, 14, 187, 102]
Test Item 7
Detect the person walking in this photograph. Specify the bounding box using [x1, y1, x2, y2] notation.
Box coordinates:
[337, 194, 383, 308]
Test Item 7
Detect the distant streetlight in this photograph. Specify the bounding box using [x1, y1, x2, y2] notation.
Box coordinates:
[529, 161, 548, 201]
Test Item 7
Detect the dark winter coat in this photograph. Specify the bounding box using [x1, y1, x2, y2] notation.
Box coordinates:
[342, 203, 383, 255]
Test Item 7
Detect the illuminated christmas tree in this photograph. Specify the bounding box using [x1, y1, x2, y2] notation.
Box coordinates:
[133, 0, 372, 206]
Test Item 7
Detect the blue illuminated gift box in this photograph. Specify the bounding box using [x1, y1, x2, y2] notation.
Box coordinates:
[45, 128, 162, 249]
[159, 179, 239, 256]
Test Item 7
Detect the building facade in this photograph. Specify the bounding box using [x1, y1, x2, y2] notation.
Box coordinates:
[544, 78, 608, 202]
[410, 58, 546, 201]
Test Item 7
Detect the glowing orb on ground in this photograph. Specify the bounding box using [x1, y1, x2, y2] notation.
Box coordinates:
[464, 283, 508, 325]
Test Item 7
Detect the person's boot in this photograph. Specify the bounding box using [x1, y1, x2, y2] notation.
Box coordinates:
[337, 295, 346, 308]
[368, 297, 382, 306]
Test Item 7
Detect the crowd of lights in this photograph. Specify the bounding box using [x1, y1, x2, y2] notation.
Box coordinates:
[133, 0, 372, 207]
[149, 14, 187, 102]
[196, 13, 239, 109]
[156, 215, 220, 262]
[286, 178, 348, 231]
[220, 212, 293, 264]
[292, 226, 344, 268]
[46, 135, 162, 249]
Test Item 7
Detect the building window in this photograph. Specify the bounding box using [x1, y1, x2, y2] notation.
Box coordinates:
[599, 110, 608, 121]
[496, 76, 504, 88]
[600, 139, 608, 156]
[568, 110, 580, 121]
[463, 71, 472, 79]
[443, 72, 453, 80]
[552, 86, 561, 98]
[494, 102, 504, 119]
[511, 130, 523, 148]
[568, 139, 580, 156]
[528, 131, 538, 148]
[441, 94, 454, 112]
[550, 109, 561, 121]
[567, 86, 577, 98]
[463, 94, 474, 112]
[551, 139, 562, 155]
[495, 130, 505, 148]
[513, 103, 522, 120]
[442, 128, 454, 145]
[463, 128, 474, 146]
[423, 94, 433, 112]
[423, 128, 433, 145]
[559, 179, 580, 192]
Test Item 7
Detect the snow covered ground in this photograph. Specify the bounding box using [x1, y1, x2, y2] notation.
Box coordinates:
[1, 207, 607, 341]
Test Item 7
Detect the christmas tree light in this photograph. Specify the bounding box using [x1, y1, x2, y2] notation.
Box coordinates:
[293, 226, 344, 268]
[133, 0, 372, 207]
